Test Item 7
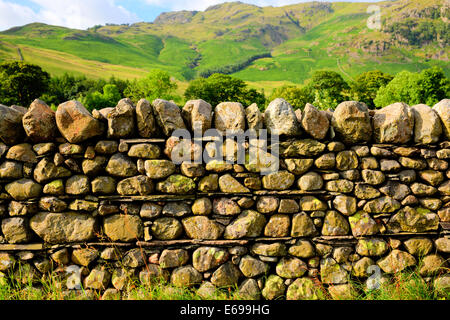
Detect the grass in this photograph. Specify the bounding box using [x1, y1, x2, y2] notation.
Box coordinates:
[0, 260, 448, 300]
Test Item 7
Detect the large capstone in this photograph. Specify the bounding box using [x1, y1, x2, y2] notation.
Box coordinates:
[136, 99, 157, 137]
[433, 99, 450, 139]
[214, 102, 245, 134]
[331, 101, 372, 144]
[55, 100, 103, 143]
[152, 99, 186, 136]
[300, 103, 329, 140]
[264, 98, 300, 136]
[0, 104, 25, 145]
[373, 102, 414, 144]
[107, 99, 136, 138]
[182, 99, 212, 134]
[22, 99, 57, 142]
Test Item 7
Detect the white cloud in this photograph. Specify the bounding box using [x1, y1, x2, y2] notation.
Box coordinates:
[0, 0, 139, 31]
[0, 1, 39, 30]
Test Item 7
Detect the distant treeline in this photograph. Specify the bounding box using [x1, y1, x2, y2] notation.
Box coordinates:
[0, 61, 448, 112]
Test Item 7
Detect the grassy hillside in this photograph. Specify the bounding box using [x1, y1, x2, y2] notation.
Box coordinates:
[0, 0, 448, 94]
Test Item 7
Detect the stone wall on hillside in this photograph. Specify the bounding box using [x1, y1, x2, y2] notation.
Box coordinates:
[0, 97, 449, 300]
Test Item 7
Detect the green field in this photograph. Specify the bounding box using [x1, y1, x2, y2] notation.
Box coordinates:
[0, 0, 448, 94]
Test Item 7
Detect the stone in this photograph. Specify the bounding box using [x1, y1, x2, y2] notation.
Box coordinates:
[95, 140, 118, 155]
[206, 160, 233, 173]
[0, 161, 23, 179]
[197, 282, 217, 299]
[191, 198, 212, 216]
[262, 275, 286, 300]
[82, 156, 107, 176]
[198, 174, 219, 192]
[331, 101, 372, 144]
[387, 206, 439, 233]
[362, 170, 385, 185]
[33, 158, 71, 183]
[301, 103, 329, 140]
[84, 267, 111, 290]
[299, 196, 327, 211]
[325, 179, 354, 193]
[434, 275, 450, 295]
[278, 199, 300, 214]
[435, 238, 450, 253]
[399, 157, 427, 170]
[211, 262, 242, 287]
[256, 196, 279, 214]
[264, 98, 300, 136]
[280, 139, 326, 157]
[5, 179, 42, 200]
[379, 181, 410, 201]
[286, 277, 323, 300]
[162, 202, 191, 218]
[288, 240, 315, 259]
[6, 143, 37, 163]
[68, 199, 97, 212]
[356, 238, 388, 256]
[413, 104, 443, 144]
[333, 195, 357, 216]
[349, 212, 380, 237]
[39, 196, 67, 212]
[419, 254, 446, 276]
[106, 153, 138, 177]
[128, 143, 160, 159]
[433, 99, 450, 139]
[43, 180, 64, 195]
[320, 258, 348, 284]
[399, 170, 417, 183]
[285, 159, 314, 175]
[30, 212, 96, 244]
[377, 250, 416, 274]
[404, 238, 434, 256]
[427, 158, 448, 171]
[298, 172, 323, 191]
[224, 210, 266, 239]
[352, 257, 375, 278]
[218, 174, 249, 193]
[157, 175, 196, 194]
[0, 104, 25, 144]
[182, 216, 223, 240]
[439, 180, 450, 195]
[213, 198, 240, 216]
[136, 99, 157, 137]
[117, 175, 154, 196]
[322, 211, 350, 236]
[238, 279, 261, 300]
[151, 217, 183, 240]
[103, 214, 143, 242]
[419, 170, 444, 186]
[192, 247, 229, 272]
[91, 176, 116, 194]
[239, 255, 269, 277]
[144, 160, 175, 179]
[419, 198, 442, 211]
[373, 102, 414, 143]
[213, 101, 246, 134]
[159, 249, 189, 269]
[1, 217, 31, 243]
[291, 213, 317, 237]
[328, 283, 358, 300]
[276, 257, 308, 279]
[71, 248, 98, 267]
[315, 153, 336, 169]
[152, 99, 187, 136]
[363, 197, 400, 214]
[437, 149, 450, 159]
[245, 103, 264, 131]
[178, 163, 204, 179]
[182, 99, 212, 133]
[410, 182, 437, 196]
[336, 151, 358, 171]
[51, 249, 70, 265]
[55, 100, 103, 143]
[264, 214, 290, 237]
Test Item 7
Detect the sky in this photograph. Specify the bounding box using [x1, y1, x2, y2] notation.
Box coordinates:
[0, 0, 384, 31]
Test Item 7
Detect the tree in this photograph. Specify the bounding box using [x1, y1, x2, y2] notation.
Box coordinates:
[308, 70, 350, 110]
[80, 84, 121, 111]
[269, 85, 314, 110]
[184, 73, 265, 107]
[124, 69, 179, 103]
[0, 61, 50, 106]
[350, 70, 394, 108]
[374, 67, 450, 107]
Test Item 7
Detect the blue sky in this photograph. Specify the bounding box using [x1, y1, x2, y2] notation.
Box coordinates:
[0, 0, 383, 31]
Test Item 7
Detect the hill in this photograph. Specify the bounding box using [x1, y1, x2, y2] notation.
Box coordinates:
[0, 0, 448, 92]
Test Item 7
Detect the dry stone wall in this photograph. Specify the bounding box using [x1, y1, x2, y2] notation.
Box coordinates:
[0, 97, 449, 300]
